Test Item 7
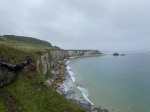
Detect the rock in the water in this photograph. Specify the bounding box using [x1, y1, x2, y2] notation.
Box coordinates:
[102, 109, 108, 112]
[113, 53, 119, 56]
[121, 54, 126, 56]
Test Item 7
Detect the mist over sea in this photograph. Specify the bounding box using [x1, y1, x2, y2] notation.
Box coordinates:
[68, 53, 150, 112]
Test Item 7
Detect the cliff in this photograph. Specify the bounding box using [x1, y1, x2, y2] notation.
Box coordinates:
[36, 49, 101, 74]
[0, 35, 101, 112]
[37, 49, 101, 89]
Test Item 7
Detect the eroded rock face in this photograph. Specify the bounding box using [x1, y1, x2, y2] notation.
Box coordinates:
[83, 50, 100, 56]
[0, 57, 35, 88]
[36, 52, 56, 75]
[40, 53, 50, 75]
[37, 50, 101, 76]
[50, 50, 101, 59]
[0, 49, 101, 88]
[51, 50, 68, 59]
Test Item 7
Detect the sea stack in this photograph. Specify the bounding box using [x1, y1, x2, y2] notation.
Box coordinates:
[113, 53, 119, 56]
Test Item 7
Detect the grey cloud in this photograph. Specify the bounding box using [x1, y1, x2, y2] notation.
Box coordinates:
[0, 0, 150, 51]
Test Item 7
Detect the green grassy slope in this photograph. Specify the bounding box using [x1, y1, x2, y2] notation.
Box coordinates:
[3, 35, 52, 47]
[0, 35, 54, 53]
[0, 99, 8, 112]
[0, 72, 85, 112]
[0, 35, 85, 112]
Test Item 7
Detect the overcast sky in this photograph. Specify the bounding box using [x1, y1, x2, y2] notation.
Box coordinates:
[0, 0, 150, 51]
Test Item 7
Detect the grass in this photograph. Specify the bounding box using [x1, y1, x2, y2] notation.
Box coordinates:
[0, 72, 85, 112]
[0, 35, 85, 112]
[0, 38, 53, 52]
[0, 35, 53, 64]
[0, 99, 8, 112]
[0, 44, 30, 64]
[3, 35, 52, 47]
[45, 69, 54, 79]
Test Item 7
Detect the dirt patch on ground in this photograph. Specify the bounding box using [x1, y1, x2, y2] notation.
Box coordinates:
[0, 92, 19, 112]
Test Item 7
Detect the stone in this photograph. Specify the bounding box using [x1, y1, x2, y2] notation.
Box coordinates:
[113, 53, 119, 56]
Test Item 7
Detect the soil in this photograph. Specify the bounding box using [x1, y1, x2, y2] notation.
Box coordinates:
[0, 92, 19, 112]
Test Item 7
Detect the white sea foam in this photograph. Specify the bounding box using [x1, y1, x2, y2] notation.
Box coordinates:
[64, 84, 69, 92]
[63, 78, 74, 92]
[68, 70, 76, 82]
[77, 86, 94, 105]
[126, 104, 134, 111]
[66, 60, 75, 82]
[66, 60, 70, 64]
[66, 66, 72, 70]
[66, 65, 76, 82]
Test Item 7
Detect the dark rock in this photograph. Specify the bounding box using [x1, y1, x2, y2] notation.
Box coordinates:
[113, 53, 119, 56]
[121, 54, 126, 56]
[0, 57, 35, 88]
[102, 109, 108, 112]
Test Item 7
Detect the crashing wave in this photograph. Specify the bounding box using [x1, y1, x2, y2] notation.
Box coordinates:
[77, 86, 94, 105]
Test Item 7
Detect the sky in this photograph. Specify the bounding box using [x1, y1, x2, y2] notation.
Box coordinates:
[0, 0, 150, 51]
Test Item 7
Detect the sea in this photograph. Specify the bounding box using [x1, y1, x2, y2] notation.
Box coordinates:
[66, 52, 150, 112]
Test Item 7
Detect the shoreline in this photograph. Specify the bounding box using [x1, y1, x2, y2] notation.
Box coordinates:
[69, 53, 105, 59]
[57, 68, 92, 111]
[57, 55, 108, 112]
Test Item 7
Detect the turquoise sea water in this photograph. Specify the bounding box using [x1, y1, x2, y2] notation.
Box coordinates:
[68, 53, 150, 112]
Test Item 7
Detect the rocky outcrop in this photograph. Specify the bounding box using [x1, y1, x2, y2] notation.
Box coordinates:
[51, 49, 68, 59]
[51, 49, 101, 59]
[0, 57, 35, 88]
[0, 49, 101, 88]
[37, 50, 101, 76]
[36, 49, 101, 90]
[38, 53, 50, 74]
[67, 50, 101, 57]
[0, 48, 103, 112]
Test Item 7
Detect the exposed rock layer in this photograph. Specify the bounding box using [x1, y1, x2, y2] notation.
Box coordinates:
[0, 49, 102, 112]
[0, 57, 35, 87]
[0, 50, 101, 88]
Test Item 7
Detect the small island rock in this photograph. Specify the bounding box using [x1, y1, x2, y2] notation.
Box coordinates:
[113, 53, 119, 56]
[121, 54, 126, 56]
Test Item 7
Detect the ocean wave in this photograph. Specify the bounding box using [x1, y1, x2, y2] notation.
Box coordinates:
[66, 66, 76, 82]
[64, 84, 69, 92]
[126, 104, 134, 111]
[66, 66, 72, 70]
[66, 60, 70, 64]
[77, 86, 94, 105]
[68, 70, 76, 82]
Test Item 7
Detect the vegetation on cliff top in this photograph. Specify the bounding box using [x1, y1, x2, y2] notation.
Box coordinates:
[0, 35, 59, 64]
[3, 35, 52, 47]
[0, 35, 54, 52]
[0, 35, 85, 112]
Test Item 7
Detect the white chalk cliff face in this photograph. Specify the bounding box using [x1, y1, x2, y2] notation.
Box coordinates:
[37, 50, 101, 75]
[67, 50, 101, 57]
[51, 50, 101, 59]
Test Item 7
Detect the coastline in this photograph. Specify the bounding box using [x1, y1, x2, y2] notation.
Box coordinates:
[69, 53, 105, 59]
[57, 67, 92, 111]
[57, 54, 108, 112]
